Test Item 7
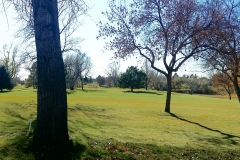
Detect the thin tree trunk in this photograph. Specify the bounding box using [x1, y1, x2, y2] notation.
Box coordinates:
[228, 92, 231, 100]
[145, 77, 148, 90]
[80, 77, 84, 90]
[32, 0, 68, 141]
[131, 86, 133, 92]
[223, 86, 232, 100]
[165, 72, 172, 113]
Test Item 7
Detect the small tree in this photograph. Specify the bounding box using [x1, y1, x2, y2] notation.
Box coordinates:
[96, 75, 106, 86]
[0, 66, 14, 91]
[0, 44, 20, 79]
[172, 73, 183, 92]
[25, 62, 37, 88]
[185, 74, 200, 95]
[64, 51, 93, 90]
[118, 66, 146, 92]
[212, 72, 234, 100]
[104, 61, 120, 87]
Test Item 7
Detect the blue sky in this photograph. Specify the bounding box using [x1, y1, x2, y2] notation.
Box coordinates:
[0, 0, 205, 79]
[0, 0, 139, 79]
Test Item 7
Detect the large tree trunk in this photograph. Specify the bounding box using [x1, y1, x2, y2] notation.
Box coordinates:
[165, 72, 172, 113]
[32, 0, 68, 141]
[233, 73, 240, 102]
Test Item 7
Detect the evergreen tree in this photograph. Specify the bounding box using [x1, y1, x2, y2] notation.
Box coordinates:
[0, 66, 14, 91]
[118, 66, 146, 92]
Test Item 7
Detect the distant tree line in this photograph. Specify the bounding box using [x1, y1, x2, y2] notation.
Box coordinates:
[94, 62, 236, 100]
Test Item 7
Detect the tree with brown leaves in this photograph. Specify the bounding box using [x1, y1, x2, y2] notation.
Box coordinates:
[212, 72, 234, 100]
[201, 0, 240, 102]
[98, 0, 216, 112]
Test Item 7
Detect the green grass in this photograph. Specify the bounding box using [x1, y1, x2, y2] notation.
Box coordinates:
[0, 85, 240, 159]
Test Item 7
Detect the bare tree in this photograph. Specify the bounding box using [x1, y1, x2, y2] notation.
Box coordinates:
[98, 0, 216, 112]
[65, 51, 93, 90]
[201, 0, 240, 102]
[0, 44, 20, 79]
[212, 72, 234, 100]
[172, 73, 183, 92]
[2, 0, 89, 68]
[184, 74, 201, 95]
[24, 61, 37, 88]
[148, 70, 165, 91]
[104, 61, 120, 87]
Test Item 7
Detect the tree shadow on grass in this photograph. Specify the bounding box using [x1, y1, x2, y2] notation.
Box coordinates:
[123, 90, 163, 95]
[169, 113, 240, 145]
[30, 119, 86, 159]
[32, 138, 86, 160]
[0, 119, 86, 160]
[0, 90, 11, 93]
[80, 89, 106, 93]
[67, 89, 106, 94]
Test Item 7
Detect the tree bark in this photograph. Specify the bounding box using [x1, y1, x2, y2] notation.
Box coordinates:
[165, 72, 172, 113]
[32, 0, 68, 141]
[233, 73, 240, 102]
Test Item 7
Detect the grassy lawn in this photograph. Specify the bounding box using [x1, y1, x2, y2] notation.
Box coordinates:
[0, 85, 239, 159]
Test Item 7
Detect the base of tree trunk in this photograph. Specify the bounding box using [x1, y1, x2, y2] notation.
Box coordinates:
[164, 108, 170, 113]
[32, 138, 85, 160]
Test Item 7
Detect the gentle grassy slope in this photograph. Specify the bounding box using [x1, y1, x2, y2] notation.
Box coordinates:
[0, 86, 239, 159]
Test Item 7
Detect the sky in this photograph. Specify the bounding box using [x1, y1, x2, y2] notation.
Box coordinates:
[0, 0, 206, 80]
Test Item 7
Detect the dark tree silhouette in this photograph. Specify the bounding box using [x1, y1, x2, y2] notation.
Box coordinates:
[0, 66, 14, 91]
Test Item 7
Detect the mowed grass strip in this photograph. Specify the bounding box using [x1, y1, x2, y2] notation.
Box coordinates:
[0, 86, 239, 159]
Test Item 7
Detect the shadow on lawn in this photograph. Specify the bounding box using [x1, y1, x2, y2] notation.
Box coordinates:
[123, 90, 163, 95]
[67, 89, 106, 94]
[32, 138, 86, 160]
[169, 113, 240, 145]
[80, 89, 106, 93]
[0, 135, 86, 160]
[0, 119, 86, 160]
[0, 90, 11, 93]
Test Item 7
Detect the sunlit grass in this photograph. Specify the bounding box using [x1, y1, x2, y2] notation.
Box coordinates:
[0, 85, 239, 159]
[67, 87, 240, 150]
